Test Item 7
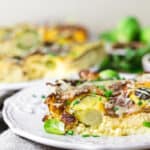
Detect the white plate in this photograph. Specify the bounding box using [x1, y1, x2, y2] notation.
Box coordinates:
[2, 83, 150, 150]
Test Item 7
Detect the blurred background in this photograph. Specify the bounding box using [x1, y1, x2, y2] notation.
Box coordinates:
[0, 0, 150, 33]
[0, 0, 150, 149]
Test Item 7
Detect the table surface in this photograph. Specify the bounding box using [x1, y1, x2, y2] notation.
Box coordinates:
[0, 90, 16, 133]
[0, 119, 8, 133]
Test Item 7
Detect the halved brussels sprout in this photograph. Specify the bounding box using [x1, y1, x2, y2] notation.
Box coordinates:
[44, 119, 65, 135]
[72, 95, 104, 126]
[16, 30, 41, 50]
[0, 28, 11, 42]
[75, 109, 102, 126]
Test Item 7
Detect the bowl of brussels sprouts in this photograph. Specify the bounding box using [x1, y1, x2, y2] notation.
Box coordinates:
[99, 16, 150, 73]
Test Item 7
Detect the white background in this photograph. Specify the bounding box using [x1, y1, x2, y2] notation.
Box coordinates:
[0, 0, 149, 34]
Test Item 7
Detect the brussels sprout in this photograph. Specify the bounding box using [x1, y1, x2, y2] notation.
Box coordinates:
[44, 119, 65, 135]
[100, 30, 117, 42]
[117, 16, 141, 43]
[16, 30, 41, 50]
[75, 109, 102, 126]
[141, 28, 150, 44]
[0, 28, 11, 42]
[72, 95, 103, 126]
[100, 69, 120, 80]
[72, 95, 103, 111]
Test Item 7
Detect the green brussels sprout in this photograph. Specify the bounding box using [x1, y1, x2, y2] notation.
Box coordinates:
[117, 16, 141, 43]
[100, 30, 117, 42]
[0, 28, 11, 42]
[140, 28, 150, 44]
[73, 95, 103, 126]
[16, 30, 41, 50]
[75, 109, 102, 126]
[100, 69, 120, 80]
[44, 119, 65, 135]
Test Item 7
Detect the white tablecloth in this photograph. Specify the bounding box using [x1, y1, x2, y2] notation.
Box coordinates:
[0, 129, 61, 150]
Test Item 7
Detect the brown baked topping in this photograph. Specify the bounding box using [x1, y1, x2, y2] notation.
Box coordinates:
[79, 69, 99, 81]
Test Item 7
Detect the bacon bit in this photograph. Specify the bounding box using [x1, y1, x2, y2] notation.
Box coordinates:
[42, 115, 49, 122]
[61, 112, 76, 128]
[109, 81, 129, 92]
[44, 93, 56, 104]
[112, 42, 143, 50]
[105, 109, 118, 117]
[143, 108, 150, 113]
[62, 79, 85, 86]
[46, 82, 61, 87]
[79, 69, 99, 81]
[104, 81, 136, 116]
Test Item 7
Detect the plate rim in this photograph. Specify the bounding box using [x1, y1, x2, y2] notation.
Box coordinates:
[3, 102, 150, 150]
[2, 84, 150, 150]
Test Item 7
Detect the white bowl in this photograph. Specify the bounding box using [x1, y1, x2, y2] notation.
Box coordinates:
[142, 54, 150, 72]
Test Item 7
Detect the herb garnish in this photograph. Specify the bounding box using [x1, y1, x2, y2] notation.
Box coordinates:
[99, 96, 102, 101]
[65, 100, 71, 106]
[76, 80, 82, 86]
[66, 130, 74, 135]
[138, 100, 143, 106]
[82, 134, 100, 137]
[113, 106, 119, 112]
[143, 121, 150, 128]
[97, 85, 113, 100]
[100, 46, 150, 73]
[97, 85, 106, 91]
[92, 135, 100, 137]
[104, 90, 113, 99]
[82, 134, 90, 137]
[41, 95, 46, 99]
[72, 99, 80, 106]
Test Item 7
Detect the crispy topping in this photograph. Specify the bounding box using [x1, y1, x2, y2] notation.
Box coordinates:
[61, 112, 76, 128]
[42, 115, 49, 122]
[46, 82, 61, 87]
[44, 78, 150, 124]
[104, 81, 135, 116]
[79, 69, 99, 81]
[62, 79, 85, 86]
